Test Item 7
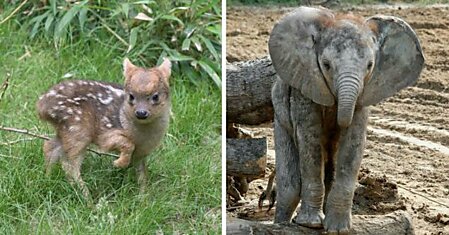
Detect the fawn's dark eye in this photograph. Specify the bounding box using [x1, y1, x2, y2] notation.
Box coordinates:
[322, 60, 331, 71]
[367, 61, 373, 70]
[129, 94, 135, 103]
[151, 93, 159, 103]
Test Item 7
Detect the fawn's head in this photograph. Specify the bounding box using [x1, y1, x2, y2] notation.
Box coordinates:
[122, 58, 171, 123]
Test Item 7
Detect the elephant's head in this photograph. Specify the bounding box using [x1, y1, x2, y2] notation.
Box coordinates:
[269, 7, 424, 127]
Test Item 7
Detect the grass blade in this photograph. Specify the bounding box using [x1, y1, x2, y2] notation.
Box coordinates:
[55, 1, 87, 39]
[127, 27, 139, 53]
[44, 14, 54, 32]
[199, 35, 219, 61]
[160, 15, 184, 26]
[181, 38, 191, 51]
[198, 60, 221, 88]
[78, 7, 88, 32]
[191, 36, 202, 52]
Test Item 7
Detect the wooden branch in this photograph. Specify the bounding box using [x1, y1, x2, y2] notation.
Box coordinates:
[226, 138, 267, 179]
[226, 57, 277, 125]
[227, 211, 414, 235]
[0, 0, 29, 25]
[0, 126, 118, 158]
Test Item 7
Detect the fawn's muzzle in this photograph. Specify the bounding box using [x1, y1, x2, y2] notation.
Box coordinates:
[135, 110, 149, 119]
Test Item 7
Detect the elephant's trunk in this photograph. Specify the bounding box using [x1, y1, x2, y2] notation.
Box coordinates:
[336, 73, 362, 128]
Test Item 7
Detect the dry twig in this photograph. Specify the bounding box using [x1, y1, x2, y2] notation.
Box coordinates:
[0, 73, 11, 103]
[0, 0, 29, 25]
[0, 137, 35, 146]
[0, 126, 118, 158]
[397, 184, 449, 209]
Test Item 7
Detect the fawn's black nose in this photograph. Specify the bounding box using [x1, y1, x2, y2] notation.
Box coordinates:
[135, 110, 149, 119]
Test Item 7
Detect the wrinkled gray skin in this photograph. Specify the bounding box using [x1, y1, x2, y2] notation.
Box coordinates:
[269, 7, 424, 234]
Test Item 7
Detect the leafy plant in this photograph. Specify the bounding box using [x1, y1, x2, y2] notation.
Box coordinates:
[3, 0, 222, 87]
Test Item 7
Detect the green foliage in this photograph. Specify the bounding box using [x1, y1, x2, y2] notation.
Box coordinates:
[3, 0, 221, 87]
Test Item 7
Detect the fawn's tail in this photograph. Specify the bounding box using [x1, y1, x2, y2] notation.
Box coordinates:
[36, 89, 67, 123]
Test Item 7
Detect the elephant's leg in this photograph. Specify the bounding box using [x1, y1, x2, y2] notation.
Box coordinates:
[273, 117, 301, 223]
[324, 108, 368, 234]
[291, 90, 325, 228]
[323, 129, 339, 213]
[272, 81, 301, 223]
[323, 147, 335, 213]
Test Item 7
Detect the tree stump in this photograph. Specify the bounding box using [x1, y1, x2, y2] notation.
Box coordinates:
[226, 138, 267, 179]
[226, 57, 277, 125]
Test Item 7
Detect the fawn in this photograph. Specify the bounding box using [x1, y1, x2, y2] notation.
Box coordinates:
[37, 58, 171, 198]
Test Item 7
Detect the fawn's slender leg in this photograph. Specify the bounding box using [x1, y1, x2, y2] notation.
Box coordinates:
[134, 159, 148, 193]
[60, 154, 90, 199]
[43, 137, 64, 175]
[59, 128, 92, 199]
[97, 130, 135, 168]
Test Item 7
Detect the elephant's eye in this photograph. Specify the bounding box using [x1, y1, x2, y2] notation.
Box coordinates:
[367, 61, 373, 70]
[322, 60, 331, 71]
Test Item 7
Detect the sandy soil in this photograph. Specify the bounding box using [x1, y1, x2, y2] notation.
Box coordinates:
[226, 5, 449, 235]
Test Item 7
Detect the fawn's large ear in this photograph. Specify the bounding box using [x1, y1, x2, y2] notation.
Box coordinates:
[269, 7, 335, 107]
[158, 58, 172, 83]
[360, 16, 424, 106]
[123, 58, 137, 82]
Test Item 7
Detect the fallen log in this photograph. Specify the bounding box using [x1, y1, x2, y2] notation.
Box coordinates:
[226, 138, 267, 179]
[227, 211, 415, 235]
[226, 57, 277, 125]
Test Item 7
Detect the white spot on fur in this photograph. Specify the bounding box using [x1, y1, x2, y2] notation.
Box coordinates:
[67, 99, 80, 105]
[74, 116, 81, 121]
[58, 101, 64, 105]
[98, 84, 124, 97]
[82, 81, 88, 85]
[99, 96, 113, 105]
[62, 116, 69, 120]
[106, 123, 113, 128]
[74, 97, 82, 101]
[67, 82, 75, 86]
[47, 90, 57, 96]
[68, 126, 78, 132]
[67, 108, 73, 115]
[97, 93, 103, 98]
[76, 109, 82, 115]
[87, 93, 96, 99]
[101, 116, 110, 124]
[58, 86, 65, 91]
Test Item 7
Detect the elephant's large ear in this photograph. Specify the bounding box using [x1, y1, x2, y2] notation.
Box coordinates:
[361, 16, 424, 106]
[269, 7, 335, 106]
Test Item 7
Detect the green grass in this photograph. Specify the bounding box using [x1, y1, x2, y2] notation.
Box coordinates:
[0, 21, 221, 234]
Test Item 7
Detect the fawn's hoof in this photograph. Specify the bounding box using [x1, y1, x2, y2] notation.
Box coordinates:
[113, 158, 130, 168]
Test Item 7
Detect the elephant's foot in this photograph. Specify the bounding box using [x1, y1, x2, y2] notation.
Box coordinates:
[323, 208, 351, 235]
[293, 204, 324, 228]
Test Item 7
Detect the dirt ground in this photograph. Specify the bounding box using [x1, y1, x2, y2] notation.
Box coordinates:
[226, 4, 449, 235]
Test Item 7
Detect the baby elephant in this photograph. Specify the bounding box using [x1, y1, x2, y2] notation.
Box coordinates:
[269, 7, 424, 234]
